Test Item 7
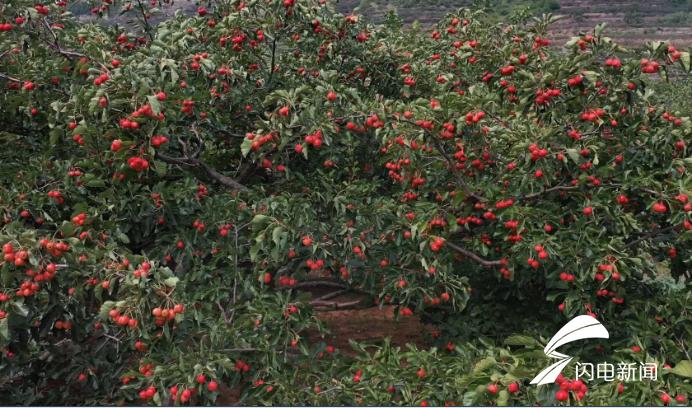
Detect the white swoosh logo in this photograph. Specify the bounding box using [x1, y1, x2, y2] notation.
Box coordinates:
[530, 315, 609, 385]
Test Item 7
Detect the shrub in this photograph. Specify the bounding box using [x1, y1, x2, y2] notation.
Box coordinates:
[0, 0, 690, 405]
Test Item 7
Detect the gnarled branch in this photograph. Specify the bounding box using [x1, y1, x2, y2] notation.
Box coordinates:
[446, 241, 502, 267]
[155, 151, 249, 191]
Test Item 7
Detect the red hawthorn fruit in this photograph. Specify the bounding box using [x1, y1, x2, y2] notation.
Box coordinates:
[207, 381, 218, 392]
[652, 202, 667, 213]
[508, 383, 519, 394]
[416, 367, 426, 379]
[196, 374, 207, 384]
[556, 390, 569, 401]
[660, 393, 671, 405]
[487, 384, 498, 394]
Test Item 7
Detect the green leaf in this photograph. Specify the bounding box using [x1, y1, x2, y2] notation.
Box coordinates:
[272, 226, 285, 246]
[115, 231, 130, 244]
[0, 318, 8, 340]
[164, 277, 179, 288]
[252, 215, 269, 225]
[10, 301, 28, 317]
[99, 301, 115, 319]
[86, 179, 106, 188]
[240, 137, 253, 157]
[669, 360, 692, 378]
[504, 335, 539, 348]
[678, 52, 690, 73]
[566, 148, 580, 164]
[147, 95, 162, 115]
[497, 390, 509, 406]
[473, 357, 496, 373]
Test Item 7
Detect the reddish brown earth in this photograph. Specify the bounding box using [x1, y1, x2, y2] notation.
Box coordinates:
[311, 305, 432, 354]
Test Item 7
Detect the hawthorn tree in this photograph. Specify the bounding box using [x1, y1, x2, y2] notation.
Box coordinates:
[0, 0, 690, 405]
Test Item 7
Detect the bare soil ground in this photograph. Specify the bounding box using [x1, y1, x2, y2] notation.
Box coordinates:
[335, 0, 692, 47]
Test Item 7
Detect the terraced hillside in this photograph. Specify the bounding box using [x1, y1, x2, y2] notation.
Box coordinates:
[335, 0, 692, 47]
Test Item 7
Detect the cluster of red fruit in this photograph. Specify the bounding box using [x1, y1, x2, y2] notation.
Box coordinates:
[464, 110, 485, 125]
[67, 168, 83, 178]
[305, 259, 325, 271]
[195, 183, 208, 200]
[133, 261, 152, 278]
[71, 212, 88, 226]
[0, 23, 15, 31]
[302, 129, 324, 149]
[559, 272, 576, 282]
[277, 275, 297, 287]
[3, 243, 28, 266]
[181, 99, 195, 115]
[138, 386, 157, 400]
[93, 73, 110, 86]
[191, 219, 206, 232]
[283, 304, 299, 318]
[661, 111, 684, 127]
[127, 157, 149, 172]
[580, 108, 607, 123]
[71, 133, 85, 145]
[640, 58, 660, 74]
[39, 238, 69, 257]
[429, 237, 445, 252]
[422, 292, 451, 305]
[604, 57, 622, 69]
[234, 359, 251, 373]
[16, 280, 40, 297]
[438, 122, 456, 139]
[152, 303, 185, 326]
[54, 320, 73, 330]
[486, 382, 520, 395]
[47, 190, 65, 204]
[535, 88, 561, 105]
[139, 362, 155, 377]
[217, 223, 233, 237]
[108, 309, 139, 329]
[554, 374, 589, 401]
[566, 74, 584, 87]
[247, 132, 276, 152]
[170, 385, 196, 403]
[25, 263, 58, 283]
[150, 135, 169, 148]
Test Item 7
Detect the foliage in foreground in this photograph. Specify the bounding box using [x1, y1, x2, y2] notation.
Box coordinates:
[0, 0, 691, 405]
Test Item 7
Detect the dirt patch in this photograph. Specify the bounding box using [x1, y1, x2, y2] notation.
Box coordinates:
[309, 305, 433, 354]
[215, 383, 243, 406]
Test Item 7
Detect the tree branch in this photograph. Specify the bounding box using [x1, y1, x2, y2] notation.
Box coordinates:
[624, 225, 677, 249]
[431, 139, 484, 201]
[520, 184, 579, 201]
[267, 36, 277, 84]
[310, 299, 362, 309]
[0, 72, 21, 83]
[155, 126, 249, 194]
[40, 18, 109, 71]
[446, 241, 502, 267]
